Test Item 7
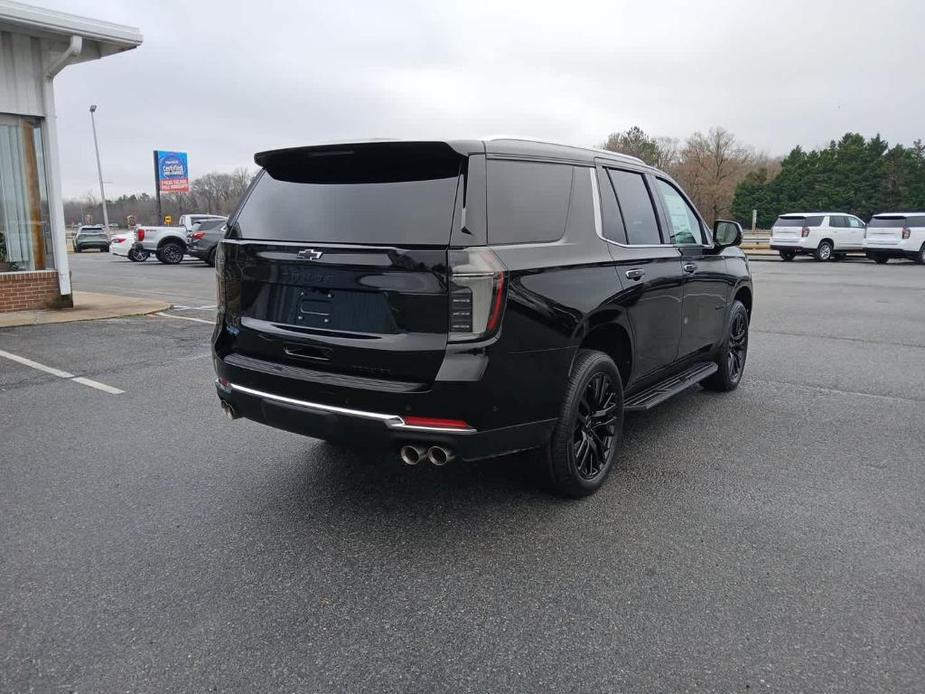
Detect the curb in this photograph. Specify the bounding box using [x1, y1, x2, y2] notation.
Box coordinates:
[0, 292, 171, 328]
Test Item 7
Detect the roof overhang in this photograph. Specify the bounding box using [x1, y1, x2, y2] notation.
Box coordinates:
[0, 0, 142, 63]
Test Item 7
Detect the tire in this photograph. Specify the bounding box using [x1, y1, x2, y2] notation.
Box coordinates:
[156, 241, 185, 264]
[75, 246, 82, 253]
[207, 247, 217, 267]
[814, 241, 833, 262]
[702, 299, 749, 393]
[914, 245, 925, 265]
[833, 253, 846, 261]
[872, 255, 889, 265]
[128, 247, 149, 262]
[779, 250, 796, 261]
[101, 246, 110, 253]
[543, 349, 623, 498]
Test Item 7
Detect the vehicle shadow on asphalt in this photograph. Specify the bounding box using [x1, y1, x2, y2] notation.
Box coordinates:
[244, 386, 716, 524]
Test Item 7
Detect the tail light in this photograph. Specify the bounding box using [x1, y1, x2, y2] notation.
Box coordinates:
[801, 226, 810, 238]
[136, 228, 145, 241]
[902, 227, 911, 239]
[448, 248, 507, 342]
[403, 416, 472, 430]
[191, 231, 206, 241]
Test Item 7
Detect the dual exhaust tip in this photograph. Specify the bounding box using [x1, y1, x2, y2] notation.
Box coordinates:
[400, 444, 454, 466]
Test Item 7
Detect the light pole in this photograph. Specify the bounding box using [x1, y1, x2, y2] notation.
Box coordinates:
[88, 105, 110, 230]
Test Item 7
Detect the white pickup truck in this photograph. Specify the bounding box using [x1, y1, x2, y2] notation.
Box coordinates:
[133, 214, 227, 264]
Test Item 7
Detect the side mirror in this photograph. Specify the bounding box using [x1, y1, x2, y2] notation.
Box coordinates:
[713, 220, 743, 248]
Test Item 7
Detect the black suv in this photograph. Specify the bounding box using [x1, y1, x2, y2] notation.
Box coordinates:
[213, 139, 752, 496]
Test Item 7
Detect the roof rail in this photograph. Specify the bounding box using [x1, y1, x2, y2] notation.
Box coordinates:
[482, 135, 646, 165]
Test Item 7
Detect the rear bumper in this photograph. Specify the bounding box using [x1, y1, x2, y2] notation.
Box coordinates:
[770, 242, 807, 252]
[188, 246, 209, 260]
[215, 379, 554, 461]
[864, 239, 919, 256]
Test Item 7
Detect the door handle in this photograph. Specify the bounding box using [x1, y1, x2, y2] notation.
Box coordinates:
[682, 263, 697, 273]
[625, 268, 646, 281]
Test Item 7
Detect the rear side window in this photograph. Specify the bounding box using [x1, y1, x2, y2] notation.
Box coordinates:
[487, 160, 573, 244]
[804, 216, 824, 227]
[235, 145, 462, 245]
[869, 217, 907, 228]
[608, 170, 661, 245]
[907, 216, 925, 227]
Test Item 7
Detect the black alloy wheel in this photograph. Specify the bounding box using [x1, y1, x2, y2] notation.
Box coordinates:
[157, 242, 184, 264]
[573, 372, 620, 481]
[726, 308, 748, 384]
[545, 349, 624, 497]
[702, 299, 749, 392]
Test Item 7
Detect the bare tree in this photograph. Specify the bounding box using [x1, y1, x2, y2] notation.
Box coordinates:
[673, 127, 753, 222]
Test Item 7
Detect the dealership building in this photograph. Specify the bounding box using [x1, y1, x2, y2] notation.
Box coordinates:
[0, 1, 141, 311]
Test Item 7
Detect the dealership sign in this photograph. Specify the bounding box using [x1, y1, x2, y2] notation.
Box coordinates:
[155, 150, 189, 193]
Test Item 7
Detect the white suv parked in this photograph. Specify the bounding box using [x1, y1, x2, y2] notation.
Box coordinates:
[863, 212, 925, 264]
[770, 212, 867, 261]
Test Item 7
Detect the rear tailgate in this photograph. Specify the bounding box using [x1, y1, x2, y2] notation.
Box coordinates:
[217, 142, 464, 386]
[866, 216, 905, 245]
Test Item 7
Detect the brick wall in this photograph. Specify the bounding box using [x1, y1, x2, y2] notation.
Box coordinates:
[0, 270, 63, 312]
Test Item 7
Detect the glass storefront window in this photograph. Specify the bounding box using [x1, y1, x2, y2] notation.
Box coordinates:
[0, 114, 52, 272]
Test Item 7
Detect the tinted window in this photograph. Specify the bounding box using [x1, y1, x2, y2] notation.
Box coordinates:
[236, 151, 461, 245]
[804, 216, 824, 227]
[869, 217, 907, 228]
[829, 215, 847, 228]
[907, 216, 925, 227]
[597, 168, 627, 244]
[487, 160, 573, 244]
[773, 216, 805, 227]
[608, 170, 661, 245]
[655, 179, 704, 245]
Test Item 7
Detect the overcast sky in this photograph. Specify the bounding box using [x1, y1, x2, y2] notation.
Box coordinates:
[41, 0, 925, 199]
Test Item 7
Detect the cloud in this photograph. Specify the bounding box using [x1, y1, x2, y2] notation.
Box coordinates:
[41, 0, 925, 199]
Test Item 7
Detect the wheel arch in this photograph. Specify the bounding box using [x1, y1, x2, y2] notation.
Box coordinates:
[157, 235, 187, 251]
[571, 315, 633, 387]
[733, 283, 752, 319]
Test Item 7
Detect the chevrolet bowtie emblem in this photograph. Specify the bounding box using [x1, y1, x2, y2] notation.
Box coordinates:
[297, 249, 323, 261]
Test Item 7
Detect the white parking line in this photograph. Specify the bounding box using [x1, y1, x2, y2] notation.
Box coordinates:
[0, 349, 74, 378]
[71, 377, 125, 394]
[155, 311, 215, 325]
[0, 349, 123, 394]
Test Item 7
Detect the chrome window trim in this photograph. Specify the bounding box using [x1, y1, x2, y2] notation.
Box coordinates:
[588, 167, 675, 250]
[220, 380, 477, 434]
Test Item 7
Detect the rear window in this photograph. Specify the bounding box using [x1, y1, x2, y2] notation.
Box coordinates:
[235, 145, 462, 245]
[487, 160, 573, 244]
[774, 215, 823, 228]
[869, 217, 907, 228]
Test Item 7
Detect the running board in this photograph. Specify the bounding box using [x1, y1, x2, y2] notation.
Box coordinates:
[624, 362, 718, 412]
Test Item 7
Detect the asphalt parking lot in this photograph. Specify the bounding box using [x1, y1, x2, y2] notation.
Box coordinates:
[2, 251, 924, 692]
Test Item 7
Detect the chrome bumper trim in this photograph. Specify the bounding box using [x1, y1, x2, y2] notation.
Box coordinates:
[217, 380, 477, 434]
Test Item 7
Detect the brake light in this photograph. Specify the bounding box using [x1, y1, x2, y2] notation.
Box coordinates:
[801, 226, 810, 237]
[192, 231, 206, 240]
[902, 226, 911, 239]
[137, 228, 145, 241]
[448, 249, 507, 342]
[403, 416, 472, 430]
